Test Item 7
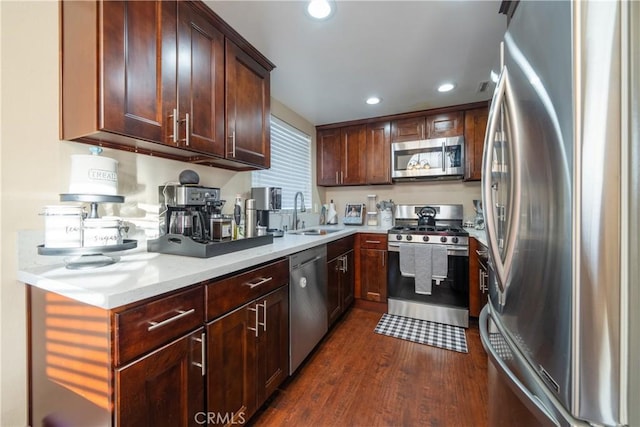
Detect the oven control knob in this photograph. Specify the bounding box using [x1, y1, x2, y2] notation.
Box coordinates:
[396, 235, 402, 241]
[440, 236, 447, 243]
[406, 235, 413, 241]
[452, 237, 459, 244]
[422, 236, 429, 242]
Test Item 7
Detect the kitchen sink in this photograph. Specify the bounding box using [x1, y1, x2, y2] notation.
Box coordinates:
[289, 228, 342, 236]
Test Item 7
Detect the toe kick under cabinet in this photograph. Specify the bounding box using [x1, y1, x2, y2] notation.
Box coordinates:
[27, 258, 289, 427]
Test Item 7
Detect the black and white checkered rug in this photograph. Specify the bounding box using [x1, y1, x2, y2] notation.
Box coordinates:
[374, 313, 468, 353]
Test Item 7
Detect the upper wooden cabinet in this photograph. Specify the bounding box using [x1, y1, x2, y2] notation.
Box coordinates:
[390, 111, 463, 142]
[391, 116, 426, 142]
[60, 0, 274, 170]
[366, 121, 392, 184]
[317, 125, 366, 186]
[317, 121, 390, 186]
[225, 40, 271, 168]
[426, 112, 464, 138]
[318, 103, 486, 186]
[176, 1, 225, 157]
[464, 107, 489, 181]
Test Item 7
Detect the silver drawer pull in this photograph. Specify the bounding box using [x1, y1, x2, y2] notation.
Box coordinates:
[476, 249, 488, 257]
[365, 240, 381, 244]
[244, 276, 273, 289]
[147, 308, 195, 331]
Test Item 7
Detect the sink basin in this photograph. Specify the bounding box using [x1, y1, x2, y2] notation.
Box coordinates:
[289, 228, 342, 236]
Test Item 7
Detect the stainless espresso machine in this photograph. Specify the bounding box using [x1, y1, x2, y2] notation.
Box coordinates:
[159, 184, 222, 242]
[251, 187, 282, 231]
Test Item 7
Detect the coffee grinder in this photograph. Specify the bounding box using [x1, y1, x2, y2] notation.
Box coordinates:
[251, 187, 282, 231]
[159, 185, 221, 241]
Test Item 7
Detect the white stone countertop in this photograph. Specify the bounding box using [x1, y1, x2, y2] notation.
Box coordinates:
[18, 225, 389, 310]
[464, 227, 487, 247]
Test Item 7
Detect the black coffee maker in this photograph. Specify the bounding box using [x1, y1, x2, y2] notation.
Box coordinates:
[159, 184, 221, 242]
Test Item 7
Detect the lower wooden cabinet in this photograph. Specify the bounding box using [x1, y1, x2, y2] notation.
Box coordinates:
[469, 237, 489, 317]
[116, 328, 206, 427]
[357, 234, 388, 302]
[28, 259, 289, 427]
[327, 236, 355, 326]
[206, 285, 288, 424]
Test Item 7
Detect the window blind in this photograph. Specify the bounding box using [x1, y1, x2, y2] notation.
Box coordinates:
[252, 116, 312, 210]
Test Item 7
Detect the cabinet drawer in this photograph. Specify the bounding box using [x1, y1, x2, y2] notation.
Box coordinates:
[114, 286, 204, 366]
[327, 235, 355, 260]
[358, 233, 388, 250]
[206, 258, 289, 320]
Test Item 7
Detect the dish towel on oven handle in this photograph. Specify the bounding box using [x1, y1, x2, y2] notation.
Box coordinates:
[414, 244, 433, 295]
[399, 243, 416, 277]
[431, 244, 448, 285]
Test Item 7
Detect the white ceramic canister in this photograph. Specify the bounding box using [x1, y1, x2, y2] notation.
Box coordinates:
[83, 217, 124, 247]
[380, 208, 394, 229]
[69, 147, 118, 195]
[43, 205, 84, 248]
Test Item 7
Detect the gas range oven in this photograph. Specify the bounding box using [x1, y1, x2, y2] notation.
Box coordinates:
[387, 204, 469, 328]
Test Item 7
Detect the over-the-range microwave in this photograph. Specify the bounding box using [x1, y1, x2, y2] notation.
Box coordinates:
[391, 136, 464, 180]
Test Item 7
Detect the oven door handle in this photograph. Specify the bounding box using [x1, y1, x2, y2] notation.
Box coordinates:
[387, 244, 468, 256]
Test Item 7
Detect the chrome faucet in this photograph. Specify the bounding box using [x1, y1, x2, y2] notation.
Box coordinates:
[292, 191, 306, 230]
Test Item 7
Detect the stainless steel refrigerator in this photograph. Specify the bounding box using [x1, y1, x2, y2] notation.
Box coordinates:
[479, 1, 639, 426]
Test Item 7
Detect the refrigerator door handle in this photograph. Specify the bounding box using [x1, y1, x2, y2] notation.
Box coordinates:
[482, 65, 521, 294]
[479, 305, 560, 426]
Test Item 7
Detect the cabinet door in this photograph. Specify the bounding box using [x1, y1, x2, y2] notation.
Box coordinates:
[327, 257, 342, 326]
[391, 116, 425, 142]
[176, 2, 225, 156]
[366, 121, 392, 184]
[226, 40, 271, 168]
[426, 111, 464, 138]
[341, 251, 355, 308]
[207, 304, 257, 424]
[255, 286, 289, 407]
[341, 125, 367, 185]
[101, 0, 176, 143]
[116, 328, 205, 427]
[464, 107, 489, 181]
[361, 249, 387, 302]
[317, 128, 341, 186]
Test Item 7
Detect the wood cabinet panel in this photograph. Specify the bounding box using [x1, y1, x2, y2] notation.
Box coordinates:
[114, 286, 204, 365]
[101, 1, 176, 143]
[256, 286, 289, 406]
[207, 303, 257, 423]
[358, 234, 388, 302]
[115, 328, 205, 427]
[206, 258, 288, 320]
[391, 116, 426, 142]
[225, 40, 271, 168]
[469, 237, 489, 317]
[366, 121, 392, 184]
[464, 107, 489, 181]
[327, 256, 342, 325]
[341, 125, 367, 184]
[317, 128, 341, 186]
[177, 2, 225, 156]
[426, 111, 464, 138]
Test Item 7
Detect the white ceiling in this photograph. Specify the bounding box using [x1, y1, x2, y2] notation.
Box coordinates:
[206, 1, 506, 126]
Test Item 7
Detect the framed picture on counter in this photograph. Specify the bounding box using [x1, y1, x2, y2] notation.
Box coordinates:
[343, 203, 365, 225]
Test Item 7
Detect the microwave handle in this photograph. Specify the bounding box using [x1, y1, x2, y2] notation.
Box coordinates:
[441, 142, 446, 172]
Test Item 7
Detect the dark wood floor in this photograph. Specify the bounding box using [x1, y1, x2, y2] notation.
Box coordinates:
[251, 308, 489, 427]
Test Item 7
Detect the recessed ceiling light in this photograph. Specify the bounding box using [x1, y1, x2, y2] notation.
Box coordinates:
[366, 96, 381, 105]
[437, 83, 456, 93]
[307, 0, 334, 20]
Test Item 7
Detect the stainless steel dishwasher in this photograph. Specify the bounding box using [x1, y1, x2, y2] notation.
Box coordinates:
[289, 245, 327, 374]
